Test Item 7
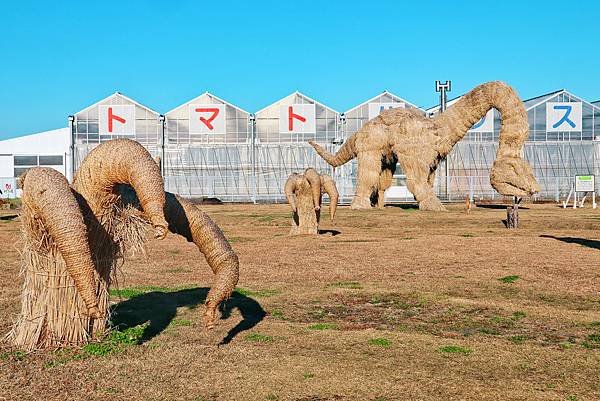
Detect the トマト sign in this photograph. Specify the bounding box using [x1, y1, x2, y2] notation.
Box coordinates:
[279, 104, 316, 134]
[189, 104, 226, 134]
[99, 105, 136, 134]
[575, 175, 595, 192]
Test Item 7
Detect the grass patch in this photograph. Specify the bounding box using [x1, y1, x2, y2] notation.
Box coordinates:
[460, 233, 476, 237]
[327, 281, 362, 290]
[511, 311, 527, 320]
[307, 323, 337, 330]
[368, 338, 391, 348]
[245, 333, 274, 343]
[227, 236, 254, 243]
[509, 335, 527, 344]
[582, 334, 600, 349]
[235, 287, 281, 298]
[303, 372, 315, 379]
[82, 324, 147, 357]
[270, 309, 285, 319]
[0, 350, 26, 361]
[439, 345, 472, 354]
[109, 286, 190, 299]
[169, 319, 193, 327]
[499, 275, 520, 284]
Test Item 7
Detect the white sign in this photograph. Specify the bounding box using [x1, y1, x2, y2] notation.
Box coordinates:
[470, 109, 495, 132]
[546, 102, 582, 132]
[0, 178, 16, 199]
[368, 102, 405, 120]
[575, 175, 595, 192]
[189, 104, 226, 134]
[279, 104, 316, 134]
[99, 105, 135, 134]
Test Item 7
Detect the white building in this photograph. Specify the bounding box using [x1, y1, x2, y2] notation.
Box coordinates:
[0, 128, 71, 198]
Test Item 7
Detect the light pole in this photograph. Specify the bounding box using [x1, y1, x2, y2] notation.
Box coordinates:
[435, 81, 452, 199]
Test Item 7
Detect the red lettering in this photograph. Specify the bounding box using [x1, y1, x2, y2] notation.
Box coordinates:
[108, 107, 126, 133]
[288, 106, 306, 131]
[195, 107, 220, 130]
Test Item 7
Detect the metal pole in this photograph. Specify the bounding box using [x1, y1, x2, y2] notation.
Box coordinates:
[435, 81, 452, 199]
[159, 115, 166, 179]
[250, 114, 257, 204]
[68, 115, 75, 182]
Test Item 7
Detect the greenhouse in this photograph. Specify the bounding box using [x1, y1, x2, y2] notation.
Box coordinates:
[53, 88, 600, 204]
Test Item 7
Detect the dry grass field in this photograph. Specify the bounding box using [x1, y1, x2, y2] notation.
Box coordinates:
[1, 202, 599, 401]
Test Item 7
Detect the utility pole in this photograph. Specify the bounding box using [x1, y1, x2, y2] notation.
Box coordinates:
[435, 80, 452, 200]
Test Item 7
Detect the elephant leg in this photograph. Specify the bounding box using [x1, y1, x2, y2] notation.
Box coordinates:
[351, 151, 381, 209]
[377, 168, 394, 209]
[404, 162, 445, 211]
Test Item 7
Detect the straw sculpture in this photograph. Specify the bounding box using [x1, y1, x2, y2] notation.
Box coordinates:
[285, 168, 339, 235]
[309, 81, 540, 210]
[8, 138, 239, 350]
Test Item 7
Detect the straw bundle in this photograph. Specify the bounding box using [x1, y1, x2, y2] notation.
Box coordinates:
[309, 81, 539, 210]
[9, 138, 239, 349]
[164, 193, 239, 329]
[285, 168, 339, 235]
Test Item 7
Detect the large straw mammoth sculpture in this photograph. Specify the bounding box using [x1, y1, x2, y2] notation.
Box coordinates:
[285, 168, 339, 235]
[8, 139, 239, 350]
[310, 81, 540, 211]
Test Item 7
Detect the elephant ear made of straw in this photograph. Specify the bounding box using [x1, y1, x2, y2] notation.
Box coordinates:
[304, 168, 322, 211]
[20, 167, 101, 318]
[164, 193, 240, 329]
[73, 138, 168, 239]
[320, 174, 339, 221]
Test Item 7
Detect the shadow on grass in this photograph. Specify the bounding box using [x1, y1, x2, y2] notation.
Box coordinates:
[540, 234, 600, 250]
[384, 204, 420, 210]
[0, 214, 18, 220]
[110, 287, 266, 345]
[476, 204, 529, 210]
[318, 229, 341, 236]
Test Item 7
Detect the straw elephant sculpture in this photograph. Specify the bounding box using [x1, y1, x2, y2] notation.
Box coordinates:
[309, 81, 540, 211]
[8, 139, 239, 350]
[285, 168, 339, 235]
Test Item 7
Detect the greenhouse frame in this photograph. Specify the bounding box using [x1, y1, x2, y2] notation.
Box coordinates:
[68, 88, 600, 204]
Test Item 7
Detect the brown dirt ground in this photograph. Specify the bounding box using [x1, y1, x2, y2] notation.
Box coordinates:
[1, 202, 599, 401]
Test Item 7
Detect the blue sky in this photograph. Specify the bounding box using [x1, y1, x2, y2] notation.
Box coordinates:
[1, 1, 598, 139]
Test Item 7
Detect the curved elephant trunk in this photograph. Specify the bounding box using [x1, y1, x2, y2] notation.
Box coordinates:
[304, 168, 322, 211]
[435, 81, 539, 197]
[284, 174, 302, 212]
[164, 193, 239, 329]
[73, 139, 168, 238]
[308, 136, 356, 167]
[21, 168, 100, 318]
[320, 175, 339, 221]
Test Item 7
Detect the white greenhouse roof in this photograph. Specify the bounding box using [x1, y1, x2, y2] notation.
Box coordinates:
[0, 128, 70, 155]
[74, 92, 160, 116]
[345, 90, 423, 114]
[255, 91, 338, 116]
[165, 91, 250, 116]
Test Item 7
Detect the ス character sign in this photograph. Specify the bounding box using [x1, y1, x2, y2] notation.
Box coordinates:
[546, 102, 582, 132]
[279, 104, 316, 134]
[189, 104, 226, 134]
[98, 105, 135, 134]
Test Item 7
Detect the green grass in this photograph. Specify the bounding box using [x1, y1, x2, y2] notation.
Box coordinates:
[245, 333, 274, 343]
[368, 338, 391, 348]
[269, 309, 285, 319]
[82, 324, 147, 357]
[169, 319, 193, 327]
[460, 233, 476, 237]
[235, 287, 281, 298]
[499, 275, 520, 284]
[511, 311, 527, 320]
[109, 285, 190, 299]
[439, 345, 472, 354]
[327, 281, 362, 290]
[509, 335, 527, 344]
[303, 372, 315, 379]
[307, 323, 337, 331]
[0, 350, 26, 361]
[582, 334, 600, 349]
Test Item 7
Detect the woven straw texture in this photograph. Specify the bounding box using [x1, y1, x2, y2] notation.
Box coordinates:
[309, 81, 539, 211]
